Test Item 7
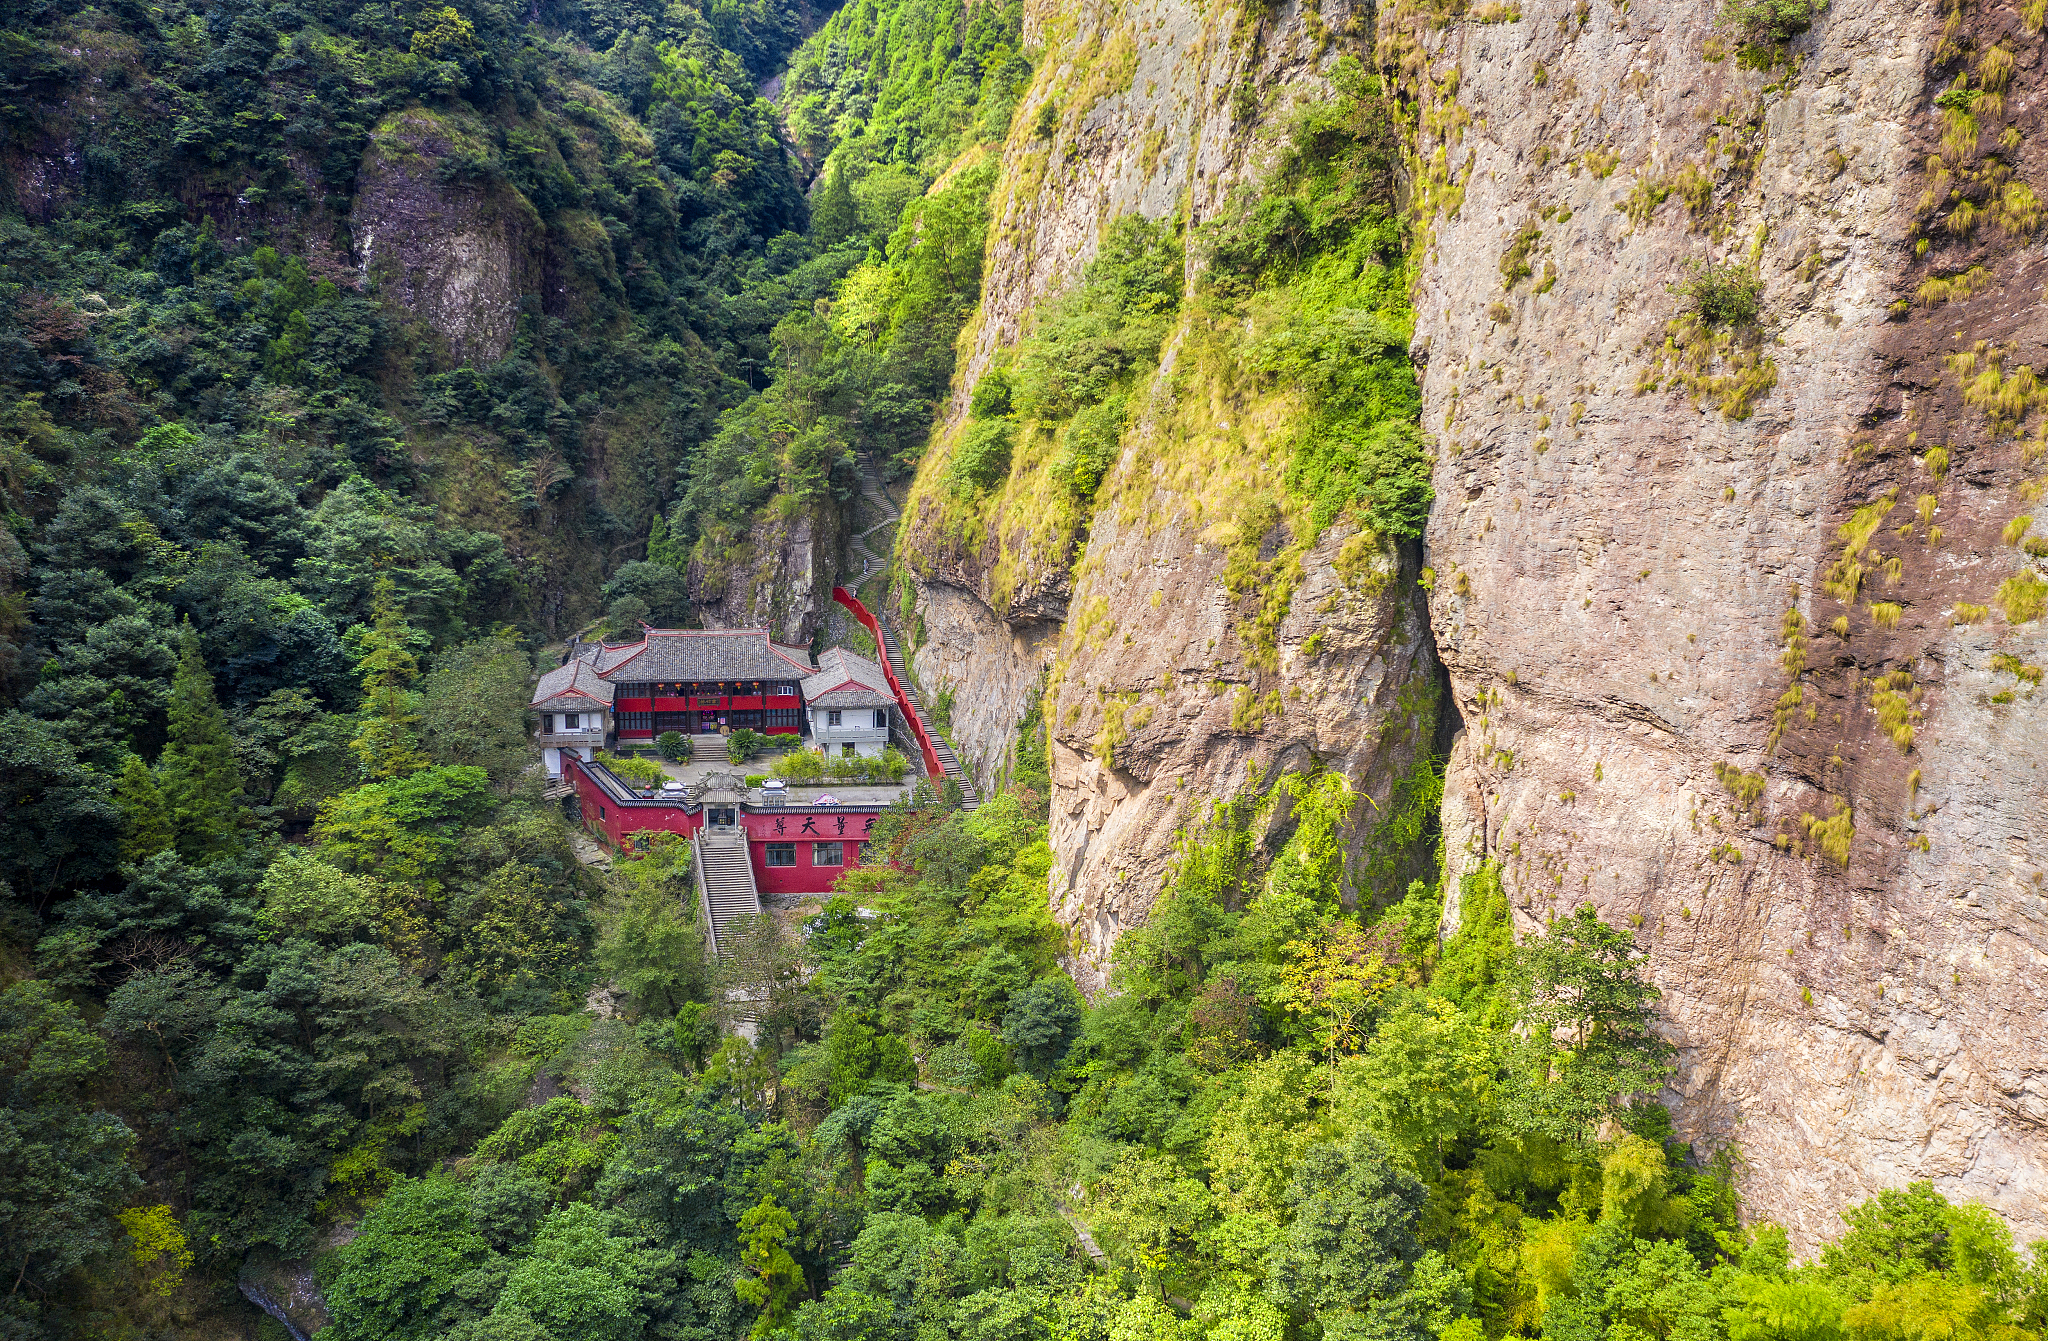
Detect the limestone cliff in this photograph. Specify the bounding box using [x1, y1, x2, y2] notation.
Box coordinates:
[892, 0, 2048, 1251]
[690, 501, 844, 648]
[896, 0, 1449, 987]
[1401, 0, 2048, 1245]
[349, 109, 543, 367]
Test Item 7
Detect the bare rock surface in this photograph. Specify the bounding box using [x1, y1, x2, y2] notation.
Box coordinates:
[898, 0, 1452, 994]
[1404, 0, 2048, 1245]
[349, 109, 541, 365]
[689, 502, 842, 648]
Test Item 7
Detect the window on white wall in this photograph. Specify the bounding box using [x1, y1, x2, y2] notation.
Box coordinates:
[874, 709, 887, 728]
[563, 713, 579, 730]
[542, 714, 555, 733]
[827, 710, 841, 726]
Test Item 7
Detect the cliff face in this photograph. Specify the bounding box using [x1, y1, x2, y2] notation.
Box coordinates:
[1404, 0, 2048, 1244]
[902, 0, 1365, 797]
[690, 501, 844, 648]
[897, 0, 1452, 988]
[894, 0, 2048, 1248]
[349, 109, 543, 367]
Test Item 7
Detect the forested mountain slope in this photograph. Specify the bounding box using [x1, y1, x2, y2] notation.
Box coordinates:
[3, 0, 2047, 1336]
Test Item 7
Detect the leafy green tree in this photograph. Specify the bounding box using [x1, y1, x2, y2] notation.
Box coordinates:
[158, 625, 245, 862]
[114, 754, 175, 863]
[824, 1007, 917, 1106]
[1338, 996, 1495, 1171]
[1004, 976, 1083, 1077]
[321, 1176, 495, 1340]
[446, 862, 585, 1000]
[0, 980, 140, 1302]
[737, 1194, 807, 1336]
[315, 765, 495, 895]
[1264, 1131, 1429, 1340]
[596, 867, 707, 1018]
[1503, 904, 1675, 1141]
[418, 634, 532, 784]
[351, 575, 428, 781]
[1725, 1277, 1848, 1341]
[493, 1203, 676, 1341]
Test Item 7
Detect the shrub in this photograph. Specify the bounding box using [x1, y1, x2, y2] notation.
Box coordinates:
[949, 419, 1014, 495]
[655, 731, 690, 762]
[774, 749, 827, 783]
[1671, 258, 1763, 327]
[969, 369, 1012, 419]
[726, 729, 768, 764]
[599, 752, 666, 786]
[1055, 395, 1126, 501]
[1723, 0, 1823, 44]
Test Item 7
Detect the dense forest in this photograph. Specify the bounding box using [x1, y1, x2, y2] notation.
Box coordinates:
[2, 0, 2045, 1337]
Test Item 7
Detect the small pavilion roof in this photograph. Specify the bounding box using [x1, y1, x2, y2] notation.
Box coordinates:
[532, 659, 615, 709]
[801, 647, 893, 708]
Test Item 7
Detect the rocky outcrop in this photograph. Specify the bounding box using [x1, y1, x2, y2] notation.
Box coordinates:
[899, 0, 1369, 793]
[689, 502, 844, 648]
[349, 109, 542, 366]
[1404, 0, 2048, 1246]
[1042, 513, 1438, 988]
[891, 0, 1459, 992]
[239, 1243, 336, 1338]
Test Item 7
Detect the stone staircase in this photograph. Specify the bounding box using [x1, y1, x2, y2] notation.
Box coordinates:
[876, 614, 978, 809]
[848, 447, 978, 810]
[689, 732, 727, 764]
[693, 825, 762, 957]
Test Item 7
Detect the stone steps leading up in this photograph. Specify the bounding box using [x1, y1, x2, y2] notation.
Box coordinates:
[694, 827, 762, 957]
[847, 447, 977, 809]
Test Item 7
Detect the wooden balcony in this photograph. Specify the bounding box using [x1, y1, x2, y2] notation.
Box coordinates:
[537, 726, 608, 748]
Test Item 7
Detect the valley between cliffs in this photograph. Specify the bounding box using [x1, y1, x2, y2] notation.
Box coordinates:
[891, 0, 2048, 1246]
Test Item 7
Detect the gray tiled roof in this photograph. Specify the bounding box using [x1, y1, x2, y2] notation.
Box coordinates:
[595, 629, 816, 684]
[801, 647, 893, 707]
[532, 659, 615, 708]
[809, 688, 893, 708]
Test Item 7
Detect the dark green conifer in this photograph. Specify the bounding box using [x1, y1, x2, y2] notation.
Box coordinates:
[158, 626, 243, 861]
[112, 755, 174, 865]
[811, 155, 858, 248]
[350, 575, 427, 780]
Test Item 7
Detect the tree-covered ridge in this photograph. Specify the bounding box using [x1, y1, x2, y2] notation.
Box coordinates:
[0, 0, 815, 634]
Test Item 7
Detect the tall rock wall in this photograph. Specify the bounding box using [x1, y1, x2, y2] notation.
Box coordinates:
[904, 0, 1364, 793]
[892, 0, 2048, 1243]
[1405, 0, 2048, 1245]
[897, 0, 1446, 988]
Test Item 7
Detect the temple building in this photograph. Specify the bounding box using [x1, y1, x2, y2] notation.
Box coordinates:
[802, 647, 895, 757]
[531, 593, 962, 912]
[530, 627, 895, 774]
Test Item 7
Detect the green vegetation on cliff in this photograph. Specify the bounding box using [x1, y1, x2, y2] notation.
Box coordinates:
[1, 0, 2045, 1337]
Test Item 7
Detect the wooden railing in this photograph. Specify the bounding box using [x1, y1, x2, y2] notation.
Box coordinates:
[830, 586, 945, 782]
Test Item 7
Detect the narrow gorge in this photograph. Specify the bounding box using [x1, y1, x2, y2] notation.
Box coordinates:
[5, 0, 2047, 1332]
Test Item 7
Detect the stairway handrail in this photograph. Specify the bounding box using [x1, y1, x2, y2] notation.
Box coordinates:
[831, 586, 947, 784]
